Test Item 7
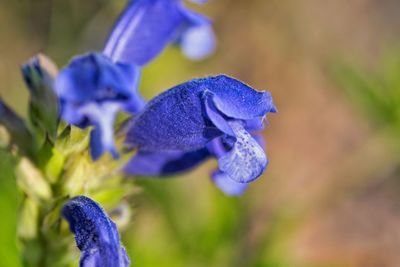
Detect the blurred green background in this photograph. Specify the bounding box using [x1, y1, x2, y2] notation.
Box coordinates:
[2, 0, 400, 266]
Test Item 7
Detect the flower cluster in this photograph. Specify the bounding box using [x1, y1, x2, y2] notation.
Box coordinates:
[0, 0, 275, 266]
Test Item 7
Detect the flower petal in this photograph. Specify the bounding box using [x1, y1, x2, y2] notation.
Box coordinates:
[116, 64, 145, 113]
[103, 0, 186, 65]
[77, 102, 120, 160]
[124, 148, 210, 176]
[205, 75, 276, 120]
[55, 53, 136, 103]
[60, 101, 88, 128]
[203, 90, 234, 136]
[212, 171, 249, 196]
[218, 121, 268, 183]
[62, 196, 130, 267]
[243, 117, 266, 132]
[126, 75, 274, 152]
[126, 78, 223, 152]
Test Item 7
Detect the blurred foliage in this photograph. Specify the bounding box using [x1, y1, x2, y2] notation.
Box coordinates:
[0, 149, 21, 267]
[332, 50, 400, 138]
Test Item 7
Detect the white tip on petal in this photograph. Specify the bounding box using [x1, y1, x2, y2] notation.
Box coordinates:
[181, 25, 216, 61]
[212, 171, 249, 196]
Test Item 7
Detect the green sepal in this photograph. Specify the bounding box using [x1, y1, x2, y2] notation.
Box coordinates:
[18, 197, 39, 240]
[56, 125, 90, 157]
[61, 155, 91, 196]
[36, 135, 65, 184]
[16, 158, 52, 202]
[41, 196, 69, 232]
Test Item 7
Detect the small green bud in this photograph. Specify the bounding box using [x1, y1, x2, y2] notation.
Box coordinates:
[22, 54, 59, 143]
[18, 197, 39, 239]
[16, 158, 52, 201]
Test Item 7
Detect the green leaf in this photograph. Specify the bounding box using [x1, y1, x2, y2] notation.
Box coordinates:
[0, 149, 22, 267]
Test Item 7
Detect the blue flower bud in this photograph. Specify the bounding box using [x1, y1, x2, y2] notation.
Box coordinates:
[62, 196, 130, 267]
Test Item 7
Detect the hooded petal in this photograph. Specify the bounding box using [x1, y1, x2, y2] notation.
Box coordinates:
[125, 78, 223, 152]
[212, 171, 249, 196]
[62, 196, 130, 267]
[124, 148, 210, 176]
[126, 75, 273, 152]
[55, 53, 138, 104]
[218, 121, 268, 183]
[205, 75, 276, 120]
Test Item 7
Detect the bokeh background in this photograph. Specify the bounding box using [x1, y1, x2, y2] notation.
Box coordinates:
[1, 0, 400, 266]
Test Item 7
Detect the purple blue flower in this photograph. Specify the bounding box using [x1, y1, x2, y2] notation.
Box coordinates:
[54, 0, 216, 160]
[55, 53, 144, 159]
[62, 196, 130, 267]
[103, 0, 216, 65]
[124, 75, 276, 195]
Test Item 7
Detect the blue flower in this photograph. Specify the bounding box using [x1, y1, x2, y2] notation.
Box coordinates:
[124, 75, 276, 195]
[54, 0, 216, 160]
[103, 0, 216, 65]
[55, 53, 144, 159]
[62, 196, 130, 267]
